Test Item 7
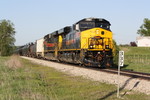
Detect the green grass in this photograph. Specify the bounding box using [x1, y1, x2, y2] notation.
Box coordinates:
[119, 47, 150, 73]
[120, 47, 150, 55]
[0, 55, 150, 100]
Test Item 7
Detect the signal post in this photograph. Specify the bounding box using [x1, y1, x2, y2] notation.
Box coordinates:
[117, 51, 124, 98]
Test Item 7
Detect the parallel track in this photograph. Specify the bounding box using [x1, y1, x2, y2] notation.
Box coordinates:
[100, 68, 150, 80]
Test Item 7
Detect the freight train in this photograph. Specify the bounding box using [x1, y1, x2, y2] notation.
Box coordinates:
[15, 18, 114, 68]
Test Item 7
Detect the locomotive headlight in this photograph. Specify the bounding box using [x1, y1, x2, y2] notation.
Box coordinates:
[90, 45, 93, 49]
[105, 45, 109, 49]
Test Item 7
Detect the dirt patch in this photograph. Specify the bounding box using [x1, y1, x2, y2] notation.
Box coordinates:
[5, 55, 23, 69]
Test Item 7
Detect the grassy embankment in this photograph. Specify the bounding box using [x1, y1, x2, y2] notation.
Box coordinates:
[0, 55, 150, 100]
[120, 47, 150, 73]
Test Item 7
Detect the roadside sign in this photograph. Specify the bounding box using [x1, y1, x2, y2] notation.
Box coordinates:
[119, 51, 124, 66]
[117, 50, 124, 98]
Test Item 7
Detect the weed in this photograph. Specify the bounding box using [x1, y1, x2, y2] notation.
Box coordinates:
[0, 56, 149, 100]
[5, 55, 22, 70]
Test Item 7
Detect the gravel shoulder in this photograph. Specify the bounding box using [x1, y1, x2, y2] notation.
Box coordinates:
[22, 56, 150, 95]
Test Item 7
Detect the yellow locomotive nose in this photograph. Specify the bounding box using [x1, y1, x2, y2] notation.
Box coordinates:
[95, 28, 106, 36]
[95, 29, 100, 35]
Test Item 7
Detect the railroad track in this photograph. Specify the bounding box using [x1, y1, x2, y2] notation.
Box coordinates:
[59, 61, 150, 80]
[23, 56, 150, 81]
[58, 61, 150, 81]
[100, 68, 150, 80]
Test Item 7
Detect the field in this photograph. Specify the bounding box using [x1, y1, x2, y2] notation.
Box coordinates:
[120, 47, 150, 73]
[0, 55, 150, 100]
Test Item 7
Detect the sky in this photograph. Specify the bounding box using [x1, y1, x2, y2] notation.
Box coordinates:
[0, 0, 150, 46]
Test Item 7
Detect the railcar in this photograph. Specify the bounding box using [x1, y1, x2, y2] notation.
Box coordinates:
[16, 43, 35, 57]
[44, 18, 114, 67]
[21, 44, 30, 56]
[44, 31, 58, 60]
[36, 38, 44, 58]
[14, 46, 24, 56]
[29, 43, 36, 57]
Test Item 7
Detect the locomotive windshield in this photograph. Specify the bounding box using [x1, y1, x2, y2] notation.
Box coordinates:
[79, 22, 94, 31]
[79, 22, 95, 30]
[79, 21, 111, 31]
[95, 22, 110, 31]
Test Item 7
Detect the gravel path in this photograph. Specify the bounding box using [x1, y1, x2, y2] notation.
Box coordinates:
[22, 57, 150, 95]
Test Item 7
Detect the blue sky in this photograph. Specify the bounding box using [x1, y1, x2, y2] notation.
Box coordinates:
[1, 0, 150, 45]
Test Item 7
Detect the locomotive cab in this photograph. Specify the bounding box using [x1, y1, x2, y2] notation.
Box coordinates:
[74, 18, 111, 32]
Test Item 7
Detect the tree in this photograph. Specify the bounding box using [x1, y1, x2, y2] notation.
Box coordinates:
[112, 40, 120, 66]
[137, 18, 150, 36]
[0, 20, 16, 56]
[130, 41, 137, 47]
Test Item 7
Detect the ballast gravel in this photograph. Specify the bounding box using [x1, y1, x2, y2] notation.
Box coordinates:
[22, 57, 150, 95]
